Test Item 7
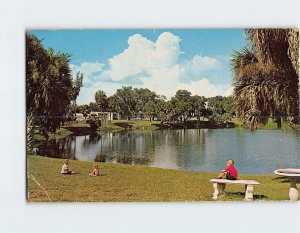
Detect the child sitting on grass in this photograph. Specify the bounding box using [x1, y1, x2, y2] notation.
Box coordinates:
[216, 159, 237, 180]
[89, 163, 100, 176]
[61, 159, 76, 174]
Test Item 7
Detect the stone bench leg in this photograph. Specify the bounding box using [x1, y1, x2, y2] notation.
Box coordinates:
[212, 183, 226, 200]
[244, 185, 254, 201]
[289, 178, 299, 201]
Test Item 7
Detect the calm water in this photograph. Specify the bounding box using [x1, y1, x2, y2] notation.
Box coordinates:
[35, 129, 300, 174]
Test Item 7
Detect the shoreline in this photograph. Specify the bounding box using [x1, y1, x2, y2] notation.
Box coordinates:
[33, 119, 297, 141]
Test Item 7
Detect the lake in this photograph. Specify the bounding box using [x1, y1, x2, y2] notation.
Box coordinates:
[35, 128, 300, 174]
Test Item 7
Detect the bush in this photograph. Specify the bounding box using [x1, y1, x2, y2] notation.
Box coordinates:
[86, 114, 101, 131]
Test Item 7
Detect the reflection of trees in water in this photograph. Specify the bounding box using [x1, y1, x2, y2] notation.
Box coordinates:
[35, 129, 208, 170]
[168, 129, 207, 170]
[36, 136, 76, 159]
[89, 133, 102, 142]
[116, 155, 150, 165]
[94, 154, 106, 162]
[97, 131, 155, 165]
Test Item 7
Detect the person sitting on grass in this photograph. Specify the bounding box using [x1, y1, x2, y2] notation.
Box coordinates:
[216, 159, 237, 180]
[89, 163, 100, 176]
[61, 159, 76, 175]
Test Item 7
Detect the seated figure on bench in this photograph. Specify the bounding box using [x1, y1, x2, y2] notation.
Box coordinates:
[216, 159, 237, 180]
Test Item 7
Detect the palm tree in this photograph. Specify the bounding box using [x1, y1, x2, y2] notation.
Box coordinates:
[231, 29, 299, 130]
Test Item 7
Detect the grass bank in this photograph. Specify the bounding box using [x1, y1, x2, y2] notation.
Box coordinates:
[33, 127, 73, 140]
[27, 155, 292, 202]
[232, 118, 297, 130]
[100, 120, 160, 131]
[34, 118, 298, 141]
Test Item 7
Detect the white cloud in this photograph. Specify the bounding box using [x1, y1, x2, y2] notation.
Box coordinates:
[225, 86, 234, 96]
[181, 55, 221, 74]
[77, 81, 123, 105]
[75, 32, 232, 103]
[176, 79, 232, 97]
[70, 61, 104, 84]
[139, 65, 181, 99]
[106, 32, 181, 81]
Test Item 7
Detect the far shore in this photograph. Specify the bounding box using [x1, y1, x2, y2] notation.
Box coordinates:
[33, 118, 296, 141]
[27, 155, 292, 202]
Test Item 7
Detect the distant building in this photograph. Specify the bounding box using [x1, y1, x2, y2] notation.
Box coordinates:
[90, 111, 121, 121]
[76, 112, 120, 121]
[75, 113, 85, 121]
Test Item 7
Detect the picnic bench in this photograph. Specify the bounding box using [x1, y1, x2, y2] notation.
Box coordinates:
[209, 179, 260, 201]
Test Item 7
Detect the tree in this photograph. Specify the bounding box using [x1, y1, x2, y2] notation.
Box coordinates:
[95, 90, 108, 111]
[86, 114, 101, 131]
[72, 71, 84, 118]
[89, 102, 99, 111]
[156, 97, 170, 124]
[170, 90, 193, 122]
[231, 29, 299, 130]
[144, 100, 157, 124]
[26, 33, 73, 152]
[95, 90, 109, 121]
[191, 95, 206, 121]
[110, 86, 137, 120]
[134, 88, 157, 115]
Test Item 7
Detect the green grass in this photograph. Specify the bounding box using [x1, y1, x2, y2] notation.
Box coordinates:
[100, 120, 160, 131]
[27, 155, 293, 202]
[64, 121, 90, 128]
[34, 128, 73, 140]
[232, 118, 297, 130]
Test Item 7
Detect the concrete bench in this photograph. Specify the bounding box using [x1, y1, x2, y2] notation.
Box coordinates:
[209, 179, 260, 201]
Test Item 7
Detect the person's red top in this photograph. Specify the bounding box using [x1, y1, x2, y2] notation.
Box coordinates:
[225, 165, 238, 178]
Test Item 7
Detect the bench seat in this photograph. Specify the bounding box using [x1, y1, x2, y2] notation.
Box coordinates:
[209, 179, 260, 201]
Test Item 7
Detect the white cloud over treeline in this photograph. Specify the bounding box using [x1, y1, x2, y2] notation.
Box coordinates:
[71, 32, 232, 104]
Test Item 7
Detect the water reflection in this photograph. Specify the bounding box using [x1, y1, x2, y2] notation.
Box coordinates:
[35, 129, 300, 174]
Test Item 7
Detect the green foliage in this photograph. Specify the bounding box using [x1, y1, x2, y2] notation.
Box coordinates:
[95, 90, 108, 112]
[90, 86, 236, 125]
[191, 95, 207, 119]
[26, 33, 74, 150]
[72, 72, 83, 100]
[206, 96, 235, 121]
[231, 29, 299, 130]
[109, 86, 137, 119]
[134, 88, 157, 113]
[88, 102, 100, 111]
[86, 114, 101, 131]
[170, 90, 193, 121]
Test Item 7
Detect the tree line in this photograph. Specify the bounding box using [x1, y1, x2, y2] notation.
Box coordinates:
[76, 87, 235, 124]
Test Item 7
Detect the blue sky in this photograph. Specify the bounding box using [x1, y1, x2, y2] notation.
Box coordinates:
[29, 29, 246, 104]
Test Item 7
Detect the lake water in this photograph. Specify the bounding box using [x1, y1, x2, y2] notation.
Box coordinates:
[35, 128, 300, 174]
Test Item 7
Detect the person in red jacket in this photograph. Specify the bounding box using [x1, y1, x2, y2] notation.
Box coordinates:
[216, 159, 238, 180]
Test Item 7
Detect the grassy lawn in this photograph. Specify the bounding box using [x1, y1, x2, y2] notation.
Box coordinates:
[63, 120, 161, 132]
[232, 118, 297, 130]
[100, 120, 161, 131]
[33, 127, 73, 140]
[27, 155, 293, 202]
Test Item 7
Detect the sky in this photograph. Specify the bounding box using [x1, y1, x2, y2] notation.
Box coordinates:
[29, 29, 247, 105]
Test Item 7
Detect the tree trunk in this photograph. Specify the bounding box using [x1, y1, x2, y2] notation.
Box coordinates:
[276, 117, 282, 129]
[26, 113, 34, 154]
[74, 99, 76, 122]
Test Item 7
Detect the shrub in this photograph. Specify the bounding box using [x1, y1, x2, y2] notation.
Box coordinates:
[87, 114, 101, 131]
